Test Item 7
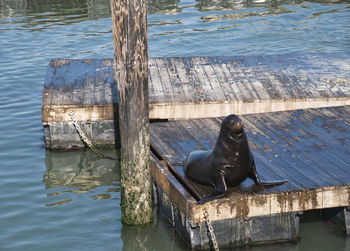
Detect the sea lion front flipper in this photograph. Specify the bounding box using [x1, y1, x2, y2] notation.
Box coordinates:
[197, 171, 227, 204]
[249, 161, 287, 187]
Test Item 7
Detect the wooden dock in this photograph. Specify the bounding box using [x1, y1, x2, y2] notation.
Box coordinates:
[149, 106, 350, 248]
[42, 53, 350, 249]
[42, 53, 350, 149]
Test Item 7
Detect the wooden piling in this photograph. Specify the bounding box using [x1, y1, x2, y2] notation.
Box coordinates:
[111, 0, 152, 224]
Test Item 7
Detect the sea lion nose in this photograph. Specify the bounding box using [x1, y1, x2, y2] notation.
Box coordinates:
[233, 121, 243, 131]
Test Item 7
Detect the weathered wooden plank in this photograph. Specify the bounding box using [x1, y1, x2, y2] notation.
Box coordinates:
[149, 62, 165, 103]
[42, 105, 115, 123]
[83, 66, 96, 106]
[228, 66, 252, 101]
[211, 63, 236, 101]
[43, 59, 117, 105]
[170, 58, 194, 101]
[50, 60, 69, 106]
[186, 58, 207, 103]
[241, 116, 308, 190]
[150, 123, 185, 163]
[245, 111, 341, 188]
[42, 59, 57, 106]
[95, 60, 108, 105]
[275, 110, 350, 184]
[293, 109, 350, 178]
[203, 63, 227, 101]
[249, 112, 330, 187]
[155, 58, 174, 103]
[193, 61, 215, 101]
[163, 58, 187, 103]
[68, 59, 86, 105]
[271, 110, 350, 184]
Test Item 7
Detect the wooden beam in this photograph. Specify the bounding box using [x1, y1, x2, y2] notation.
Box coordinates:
[111, 0, 152, 224]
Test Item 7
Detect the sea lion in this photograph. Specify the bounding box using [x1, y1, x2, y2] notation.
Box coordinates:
[184, 114, 287, 204]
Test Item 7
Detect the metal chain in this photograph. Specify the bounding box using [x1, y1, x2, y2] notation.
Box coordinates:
[68, 112, 118, 161]
[203, 209, 219, 251]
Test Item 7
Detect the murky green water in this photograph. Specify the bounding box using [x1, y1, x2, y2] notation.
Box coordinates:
[0, 0, 349, 250]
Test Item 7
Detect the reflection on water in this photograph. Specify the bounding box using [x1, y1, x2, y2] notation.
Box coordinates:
[43, 149, 120, 207]
[148, 0, 350, 14]
[122, 208, 189, 251]
[2, 0, 349, 20]
[44, 149, 120, 190]
[197, 0, 293, 11]
[297, 211, 350, 251]
[148, 0, 182, 14]
[196, 0, 350, 11]
[0, 0, 111, 31]
[0, 0, 111, 19]
[199, 6, 296, 22]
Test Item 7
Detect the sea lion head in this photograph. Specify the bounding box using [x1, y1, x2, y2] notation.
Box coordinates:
[220, 114, 244, 140]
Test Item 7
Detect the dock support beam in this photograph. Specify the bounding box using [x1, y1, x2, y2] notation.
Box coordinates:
[111, 0, 152, 224]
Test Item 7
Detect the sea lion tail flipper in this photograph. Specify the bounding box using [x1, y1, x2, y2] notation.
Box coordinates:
[197, 172, 227, 204]
[249, 162, 287, 187]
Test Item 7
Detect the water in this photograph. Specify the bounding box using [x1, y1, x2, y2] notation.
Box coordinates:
[0, 0, 349, 250]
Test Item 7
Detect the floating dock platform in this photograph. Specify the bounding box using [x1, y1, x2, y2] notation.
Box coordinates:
[42, 53, 350, 149]
[42, 53, 350, 249]
[150, 106, 350, 248]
